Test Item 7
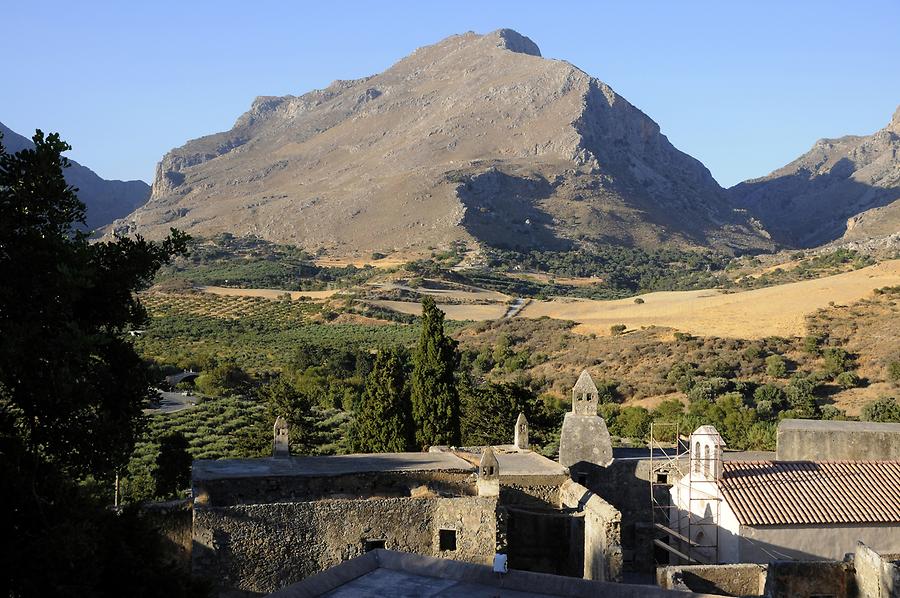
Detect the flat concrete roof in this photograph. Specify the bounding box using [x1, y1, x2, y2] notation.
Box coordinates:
[495, 450, 568, 477]
[267, 549, 714, 597]
[434, 446, 568, 477]
[778, 418, 900, 433]
[193, 452, 474, 481]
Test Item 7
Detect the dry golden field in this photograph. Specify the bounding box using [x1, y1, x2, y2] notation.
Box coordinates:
[520, 260, 900, 339]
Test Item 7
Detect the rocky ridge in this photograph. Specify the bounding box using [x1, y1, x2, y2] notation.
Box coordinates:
[730, 105, 900, 248]
[0, 121, 151, 232]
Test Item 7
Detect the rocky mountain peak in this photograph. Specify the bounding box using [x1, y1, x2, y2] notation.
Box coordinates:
[111, 30, 772, 256]
[489, 28, 542, 57]
[889, 103, 900, 132]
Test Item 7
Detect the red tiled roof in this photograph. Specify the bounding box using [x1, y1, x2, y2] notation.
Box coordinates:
[720, 461, 900, 526]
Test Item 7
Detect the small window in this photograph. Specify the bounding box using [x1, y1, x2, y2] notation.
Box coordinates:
[364, 539, 386, 552]
[439, 529, 457, 551]
[656, 472, 668, 484]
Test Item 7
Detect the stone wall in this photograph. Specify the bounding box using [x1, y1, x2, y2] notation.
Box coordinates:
[763, 560, 854, 598]
[854, 542, 900, 598]
[499, 477, 563, 509]
[581, 457, 663, 572]
[193, 495, 497, 595]
[776, 419, 900, 461]
[505, 505, 583, 577]
[657, 563, 766, 596]
[559, 479, 623, 582]
[140, 499, 194, 574]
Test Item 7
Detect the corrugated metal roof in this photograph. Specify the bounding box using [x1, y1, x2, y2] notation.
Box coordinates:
[720, 461, 900, 526]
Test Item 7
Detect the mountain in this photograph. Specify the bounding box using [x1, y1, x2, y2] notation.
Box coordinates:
[729, 106, 900, 248]
[111, 29, 773, 256]
[0, 121, 151, 232]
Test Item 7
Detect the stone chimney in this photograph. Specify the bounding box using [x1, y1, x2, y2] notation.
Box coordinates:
[273, 416, 289, 458]
[477, 446, 500, 497]
[514, 412, 529, 450]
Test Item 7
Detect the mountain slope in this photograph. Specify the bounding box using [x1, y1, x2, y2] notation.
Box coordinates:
[112, 29, 772, 256]
[729, 106, 900, 248]
[0, 121, 151, 231]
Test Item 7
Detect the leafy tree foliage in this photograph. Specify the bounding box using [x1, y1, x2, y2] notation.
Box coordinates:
[860, 397, 900, 422]
[785, 375, 819, 418]
[350, 347, 414, 452]
[822, 347, 853, 378]
[0, 131, 194, 595]
[194, 359, 250, 397]
[889, 360, 900, 384]
[459, 380, 563, 448]
[153, 432, 192, 498]
[259, 376, 317, 454]
[411, 297, 461, 447]
[765, 354, 787, 378]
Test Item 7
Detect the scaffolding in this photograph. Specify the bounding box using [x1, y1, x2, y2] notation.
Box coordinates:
[648, 423, 722, 566]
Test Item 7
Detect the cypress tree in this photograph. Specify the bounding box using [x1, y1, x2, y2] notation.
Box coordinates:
[411, 297, 461, 447]
[352, 347, 414, 452]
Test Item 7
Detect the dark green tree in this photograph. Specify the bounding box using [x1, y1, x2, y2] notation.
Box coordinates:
[411, 296, 460, 447]
[860, 396, 900, 422]
[154, 432, 192, 498]
[351, 347, 414, 452]
[785, 375, 819, 418]
[0, 131, 195, 596]
[259, 376, 317, 454]
[460, 381, 530, 446]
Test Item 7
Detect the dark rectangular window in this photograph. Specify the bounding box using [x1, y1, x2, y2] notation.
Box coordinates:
[364, 539, 386, 552]
[656, 472, 668, 484]
[439, 529, 457, 551]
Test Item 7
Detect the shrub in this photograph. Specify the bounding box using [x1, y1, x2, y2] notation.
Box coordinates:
[596, 379, 620, 404]
[687, 377, 730, 403]
[614, 406, 651, 440]
[633, 297, 645, 304]
[822, 347, 852, 377]
[666, 362, 698, 393]
[888, 360, 900, 383]
[835, 371, 860, 389]
[860, 397, 900, 422]
[610, 324, 627, 335]
[820, 405, 847, 420]
[786, 375, 819, 418]
[742, 345, 762, 361]
[803, 334, 823, 355]
[765, 354, 787, 378]
[704, 359, 735, 379]
[753, 384, 786, 415]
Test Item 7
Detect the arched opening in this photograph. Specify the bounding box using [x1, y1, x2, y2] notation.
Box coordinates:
[694, 442, 701, 474]
[703, 445, 711, 477]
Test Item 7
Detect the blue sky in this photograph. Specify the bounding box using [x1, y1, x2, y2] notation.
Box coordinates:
[2, 1, 898, 187]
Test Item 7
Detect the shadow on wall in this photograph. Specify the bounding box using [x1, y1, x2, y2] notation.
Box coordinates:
[729, 158, 900, 248]
[456, 169, 573, 252]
